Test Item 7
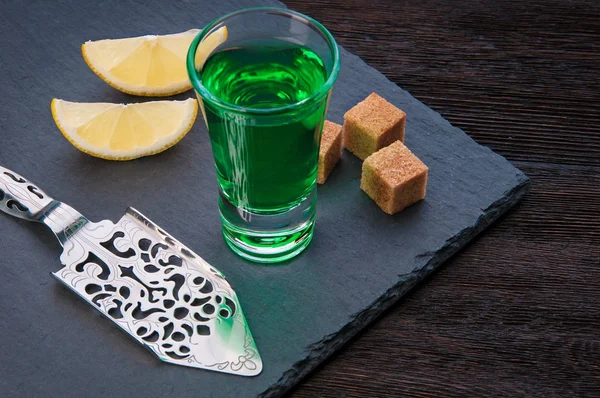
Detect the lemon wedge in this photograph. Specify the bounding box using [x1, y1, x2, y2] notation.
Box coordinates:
[51, 98, 198, 160]
[82, 27, 228, 96]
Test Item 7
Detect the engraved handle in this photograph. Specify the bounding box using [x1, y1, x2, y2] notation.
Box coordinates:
[0, 165, 88, 245]
[0, 165, 55, 222]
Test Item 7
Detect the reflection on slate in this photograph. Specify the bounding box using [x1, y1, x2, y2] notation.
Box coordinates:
[0, 0, 529, 397]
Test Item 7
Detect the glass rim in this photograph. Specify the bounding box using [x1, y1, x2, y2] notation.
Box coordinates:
[186, 6, 341, 116]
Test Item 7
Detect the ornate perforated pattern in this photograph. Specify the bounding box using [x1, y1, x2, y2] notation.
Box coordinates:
[54, 209, 261, 375]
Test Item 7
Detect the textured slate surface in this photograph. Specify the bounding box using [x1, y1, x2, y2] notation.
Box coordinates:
[0, 0, 529, 397]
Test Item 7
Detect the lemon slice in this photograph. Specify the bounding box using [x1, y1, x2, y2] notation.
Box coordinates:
[51, 98, 198, 160]
[82, 27, 228, 96]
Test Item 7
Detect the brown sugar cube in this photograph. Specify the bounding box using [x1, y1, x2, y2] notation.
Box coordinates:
[317, 120, 343, 184]
[343, 92, 406, 160]
[360, 141, 428, 215]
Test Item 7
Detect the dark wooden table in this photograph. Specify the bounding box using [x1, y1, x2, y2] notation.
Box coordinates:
[285, 0, 600, 396]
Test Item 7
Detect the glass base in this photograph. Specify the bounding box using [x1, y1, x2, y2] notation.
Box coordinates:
[219, 189, 316, 263]
[222, 216, 314, 263]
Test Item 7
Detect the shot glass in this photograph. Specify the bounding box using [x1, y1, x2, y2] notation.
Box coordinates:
[187, 7, 340, 263]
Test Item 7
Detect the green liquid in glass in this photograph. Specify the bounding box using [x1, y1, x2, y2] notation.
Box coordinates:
[199, 40, 328, 212]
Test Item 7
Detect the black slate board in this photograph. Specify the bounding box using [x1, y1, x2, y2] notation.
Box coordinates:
[0, 0, 529, 397]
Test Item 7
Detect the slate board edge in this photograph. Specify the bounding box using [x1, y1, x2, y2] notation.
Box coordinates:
[260, 177, 530, 397]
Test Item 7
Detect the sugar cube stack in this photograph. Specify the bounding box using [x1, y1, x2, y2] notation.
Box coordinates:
[319, 91, 428, 216]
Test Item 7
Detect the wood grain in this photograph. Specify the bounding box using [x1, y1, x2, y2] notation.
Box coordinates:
[285, 0, 600, 396]
[290, 0, 600, 167]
